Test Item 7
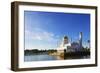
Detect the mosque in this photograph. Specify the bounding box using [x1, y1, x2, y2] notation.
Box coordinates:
[57, 32, 83, 54]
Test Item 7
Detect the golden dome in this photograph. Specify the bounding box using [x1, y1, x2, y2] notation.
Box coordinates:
[64, 35, 68, 39]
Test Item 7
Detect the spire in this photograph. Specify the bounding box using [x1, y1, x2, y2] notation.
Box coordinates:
[79, 32, 82, 49]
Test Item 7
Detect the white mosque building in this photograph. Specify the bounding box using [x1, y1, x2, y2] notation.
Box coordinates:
[57, 32, 83, 54]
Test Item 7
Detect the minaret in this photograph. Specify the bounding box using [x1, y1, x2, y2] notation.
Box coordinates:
[79, 32, 82, 49]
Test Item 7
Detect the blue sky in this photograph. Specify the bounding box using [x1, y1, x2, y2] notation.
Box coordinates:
[24, 11, 90, 50]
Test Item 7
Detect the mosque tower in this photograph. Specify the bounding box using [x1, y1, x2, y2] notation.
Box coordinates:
[79, 32, 82, 49]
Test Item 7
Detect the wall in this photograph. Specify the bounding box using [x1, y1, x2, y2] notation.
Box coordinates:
[0, 0, 99, 73]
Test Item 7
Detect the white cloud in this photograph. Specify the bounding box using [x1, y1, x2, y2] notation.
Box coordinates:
[25, 28, 59, 42]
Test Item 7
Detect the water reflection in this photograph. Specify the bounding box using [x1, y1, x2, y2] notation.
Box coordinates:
[24, 54, 90, 62]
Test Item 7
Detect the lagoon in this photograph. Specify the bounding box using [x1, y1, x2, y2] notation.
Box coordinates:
[24, 53, 90, 62]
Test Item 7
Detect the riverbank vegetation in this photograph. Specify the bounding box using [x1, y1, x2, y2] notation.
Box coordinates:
[25, 48, 90, 57]
[24, 49, 57, 55]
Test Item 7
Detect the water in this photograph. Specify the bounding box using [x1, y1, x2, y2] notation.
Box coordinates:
[24, 54, 58, 62]
[24, 54, 90, 62]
